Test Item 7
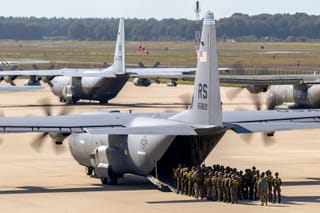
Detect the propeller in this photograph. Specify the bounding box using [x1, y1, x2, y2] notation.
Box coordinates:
[228, 87, 276, 146]
[30, 132, 67, 154]
[162, 93, 192, 112]
[30, 98, 72, 154]
[152, 61, 160, 68]
[179, 93, 192, 109]
[0, 111, 4, 145]
[226, 87, 245, 100]
[138, 61, 161, 68]
[138, 61, 145, 68]
[252, 94, 263, 110]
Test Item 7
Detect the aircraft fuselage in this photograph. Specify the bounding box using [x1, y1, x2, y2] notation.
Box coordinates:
[50, 75, 129, 104]
[267, 84, 320, 109]
[67, 128, 226, 184]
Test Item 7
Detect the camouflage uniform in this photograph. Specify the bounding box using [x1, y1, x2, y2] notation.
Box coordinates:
[204, 172, 213, 200]
[217, 172, 224, 201]
[257, 172, 268, 206]
[242, 170, 250, 199]
[174, 165, 182, 194]
[182, 167, 189, 195]
[211, 171, 218, 201]
[273, 172, 282, 203]
[252, 170, 260, 200]
[187, 168, 195, 196]
[230, 175, 239, 204]
[193, 170, 200, 199]
[223, 174, 231, 202]
[266, 170, 274, 202]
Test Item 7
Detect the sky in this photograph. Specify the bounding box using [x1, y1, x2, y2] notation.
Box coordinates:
[2, 0, 320, 20]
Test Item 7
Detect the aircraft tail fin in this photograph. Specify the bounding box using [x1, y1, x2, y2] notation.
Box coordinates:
[112, 18, 126, 75]
[171, 11, 222, 126]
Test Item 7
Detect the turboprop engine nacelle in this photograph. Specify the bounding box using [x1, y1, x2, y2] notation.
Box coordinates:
[4, 76, 17, 85]
[24, 76, 41, 86]
[246, 85, 268, 94]
[133, 78, 152, 87]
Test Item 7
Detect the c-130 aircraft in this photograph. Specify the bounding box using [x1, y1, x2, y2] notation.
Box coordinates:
[1, 11, 320, 188]
[0, 19, 195, 104]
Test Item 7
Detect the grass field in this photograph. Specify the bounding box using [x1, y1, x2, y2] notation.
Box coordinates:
[1, 40, 320, 72]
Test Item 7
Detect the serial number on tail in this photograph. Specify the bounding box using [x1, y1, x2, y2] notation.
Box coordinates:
[197, 102, 208, 110]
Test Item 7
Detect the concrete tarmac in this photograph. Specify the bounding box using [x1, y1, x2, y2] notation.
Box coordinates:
[0, 80, 319, 213]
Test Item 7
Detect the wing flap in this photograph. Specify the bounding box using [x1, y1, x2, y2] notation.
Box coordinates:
[224, 109, 320, 133]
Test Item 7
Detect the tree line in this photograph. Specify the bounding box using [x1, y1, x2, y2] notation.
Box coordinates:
[1, 13, 320, 41]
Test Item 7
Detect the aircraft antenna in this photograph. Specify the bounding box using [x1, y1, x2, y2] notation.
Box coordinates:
[194, 1, 201, 46]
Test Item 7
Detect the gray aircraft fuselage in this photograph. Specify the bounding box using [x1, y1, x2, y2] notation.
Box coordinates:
[50, 75, 129, 104]
[68, 127, 225, 181]
[267, 84, 320, 109]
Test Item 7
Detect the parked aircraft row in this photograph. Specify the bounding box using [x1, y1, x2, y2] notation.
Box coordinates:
[1, 30, 320, 110]
[0, 12, 320, 188]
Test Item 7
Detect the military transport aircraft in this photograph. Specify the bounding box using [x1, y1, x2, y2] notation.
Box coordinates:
[219, 74, 320, 110]
[1, 25, 320, 110]
[0, 19, 196, 104]
[1, 11, 320, 188]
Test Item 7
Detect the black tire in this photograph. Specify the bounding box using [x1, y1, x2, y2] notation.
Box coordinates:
[101, 178, 109, 185]
[99, 100, 108, 105]
[109, 176, 118, 185]
[86, 167, 93, 176]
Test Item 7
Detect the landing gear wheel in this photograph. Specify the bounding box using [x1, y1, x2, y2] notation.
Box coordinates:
[86, 167, 94, 176]
[101, 178, 109, 185]
[99, 100, 108, 105]
[109, 176, 118, 185]
[108, 169, 118, 185]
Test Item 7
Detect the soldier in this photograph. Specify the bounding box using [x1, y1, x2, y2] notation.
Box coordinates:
[273, 172, 282, 203]
[237, 171, 243, 200]
[217, 172, 224, 201]
[230, 174, 239, 204]
[223, 173, 231, 202]
[257, 172, 268, 206]
[266, 170, 274, 202]
[181, 167, 189, 195]
[187, 166, 196, 197]
[242, 169, 250, 199]
[174, 164, 182, 194]
[204, 171, 213, 200]
[193, 168, 201, 199]
[211, 171, 218, 201]
[252, 170, 260, 200]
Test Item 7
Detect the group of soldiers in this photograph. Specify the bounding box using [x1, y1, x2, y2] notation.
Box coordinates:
[173, 164, 282, 205]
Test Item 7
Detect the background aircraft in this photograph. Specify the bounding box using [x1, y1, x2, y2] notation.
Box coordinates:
[1, 32, 318, 110]
[218, 74, 320, 109]
[0, 11, 320, 188]
[0, 20, 195, 104]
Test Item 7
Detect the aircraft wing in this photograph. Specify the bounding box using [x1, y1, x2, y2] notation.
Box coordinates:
[223, 109, 320, 133]
[128, 68, 320, 86]
[127, 67, 195, 80]
[0, 86, 43, 91]
[0, 109, 320, 136]
[0, 112, 199, 135]
[0, 67, 195, 79]
[0, 60, 49, 67]
[0, 68, 117, 78]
